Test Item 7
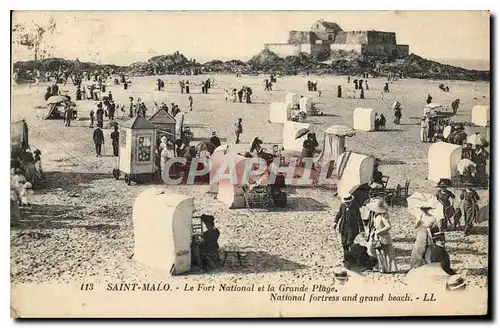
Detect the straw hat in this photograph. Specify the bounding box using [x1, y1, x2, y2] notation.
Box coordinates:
[432, 231, 446, 242]
[24, 182, 33, 189]
[333, 267, 348, 281]
[342, 195, 354, 203]
[212, 131, 217, 136]
[366, 198, 389, 214]
[436, 178, 452, 188]
[446, 275, 467, 290]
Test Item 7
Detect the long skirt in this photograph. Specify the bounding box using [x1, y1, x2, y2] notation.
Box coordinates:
[410, 227, 432, 269]
[464, 203, 479, 232]
[375, 244, 398, 273]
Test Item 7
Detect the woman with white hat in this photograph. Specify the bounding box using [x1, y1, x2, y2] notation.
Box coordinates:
[365, 198, 398, 273]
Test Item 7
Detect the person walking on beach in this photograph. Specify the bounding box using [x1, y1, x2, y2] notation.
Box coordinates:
[337, 85, 342, 98]
[110, 126, 120, 157]
[460, 184, 480, 236]
[333, 195, 363, 257]
[89, 108, 95, 128]
[235, 118, 243, 144]
[93, 127, 105, 157]
[420, 117, 428, 142]
[188, 95, 193, 111]
[96, 102, 104, 128]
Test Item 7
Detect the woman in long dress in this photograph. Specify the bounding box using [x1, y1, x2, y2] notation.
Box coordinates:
[460, 185, 480, 236]
[365, 199, 398, 273]
[410, 206, 439, 269]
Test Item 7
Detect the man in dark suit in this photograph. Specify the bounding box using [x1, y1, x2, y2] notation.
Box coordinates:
[93, 127, 104, 157]
[210, 132, 221, 150]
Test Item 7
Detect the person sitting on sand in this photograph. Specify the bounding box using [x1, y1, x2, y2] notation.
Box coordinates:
[198, 215, 220, 271]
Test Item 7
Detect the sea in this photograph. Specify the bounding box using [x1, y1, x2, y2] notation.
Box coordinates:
[430, 58, 490, 71]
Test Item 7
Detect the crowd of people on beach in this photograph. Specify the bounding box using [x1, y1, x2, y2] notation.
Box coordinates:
[12, 63, 488, 289]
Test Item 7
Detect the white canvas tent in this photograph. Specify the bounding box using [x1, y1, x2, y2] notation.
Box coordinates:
[317, 125, 356, 177]
[427, 142, 462, 183]
[215, 152, 249, 209]
[299, 97, 313, 114]
[269, 102, 291, 124]
[283, 121, 314, 152]
[353, 108, 376, 131]
[471, 105, 490, 127]
[133, 188, 194, 275]
[336, 152, 375, 199]
[285, 93, 301, 107]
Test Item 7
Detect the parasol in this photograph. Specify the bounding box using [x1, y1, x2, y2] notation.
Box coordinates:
[407, 192, 444, 222]
[195, 141, 210, 153]
[443, 126, 452, 139]
[295, 128, 310, 139]
[457, 159, 476, 175]
[466, 133, 488, 146]
[46, 95, 70, 105]
[325, 125, 356, 137]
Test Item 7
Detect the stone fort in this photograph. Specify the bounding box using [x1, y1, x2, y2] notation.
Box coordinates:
[264, 19, 409, 58]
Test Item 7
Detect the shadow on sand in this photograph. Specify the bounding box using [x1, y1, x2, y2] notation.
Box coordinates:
[41, 171, 113, 192]
[246, 197, 329, 212]
[13, 204, 121, 231]
[190, 250, 307, 275]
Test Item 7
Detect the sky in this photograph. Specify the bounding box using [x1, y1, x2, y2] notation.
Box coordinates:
[11, 11, 490, 66]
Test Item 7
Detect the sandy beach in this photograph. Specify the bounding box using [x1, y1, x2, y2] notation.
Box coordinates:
[10, 74, 490, 289]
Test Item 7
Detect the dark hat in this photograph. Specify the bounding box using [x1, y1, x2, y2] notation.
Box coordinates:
[432, 231, 446, 241]
[14, 168, 23, 174]
[333, 267, 348, 281]
[437, 178, 452, 188]
[33, 149, 41, 155]
[97, 103, 102, 108]
[342, 195, 354, 203]
[200, 214, 215, 225]
[420, 205, 434, 210]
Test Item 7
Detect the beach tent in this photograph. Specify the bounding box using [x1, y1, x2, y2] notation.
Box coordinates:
[423, 103, 444, 116]
[427, 142, 462, 183]
[299, 97, 313, 114]
[285, 93, 301, 107]
[283, 121, 314, 152]
[353, 108, 376, 132]
[269, 102, 291, 124]
[11, 119, 29, 153]
[317, 125, 356, 177]
[214, 152, 249, 208]
[336, 152, 375, 199]
[133, 188, 194, 275]
[471, 105, 490, 127]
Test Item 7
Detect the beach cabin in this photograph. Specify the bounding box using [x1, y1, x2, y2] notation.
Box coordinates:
[283, 121, 314, 152]
[285, 93, 301, 107]
[317, 125, 356, 177]
[113, 116, 157, 185]
[299, 97, 313, 114]
[471, 105, 490, 127]
[336, 152, 375, 199]
[353, 108, 376, 132]
[148, 109, 176, 141]
[269, 102, 291, 124]
[133, 189, 194, 275]
[427, 142, 462, 183]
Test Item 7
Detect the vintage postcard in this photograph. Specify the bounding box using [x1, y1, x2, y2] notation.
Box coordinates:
[10, 11, 490, 318]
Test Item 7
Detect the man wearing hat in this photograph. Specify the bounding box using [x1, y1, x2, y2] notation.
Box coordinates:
[235, 118, 243, 144]
[198, 214, 220, 271]
[424, 231, 456, 275]
[210, 132, 221, 150]
[334, 195, 363, 256]
[435, 178, 456, 231]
